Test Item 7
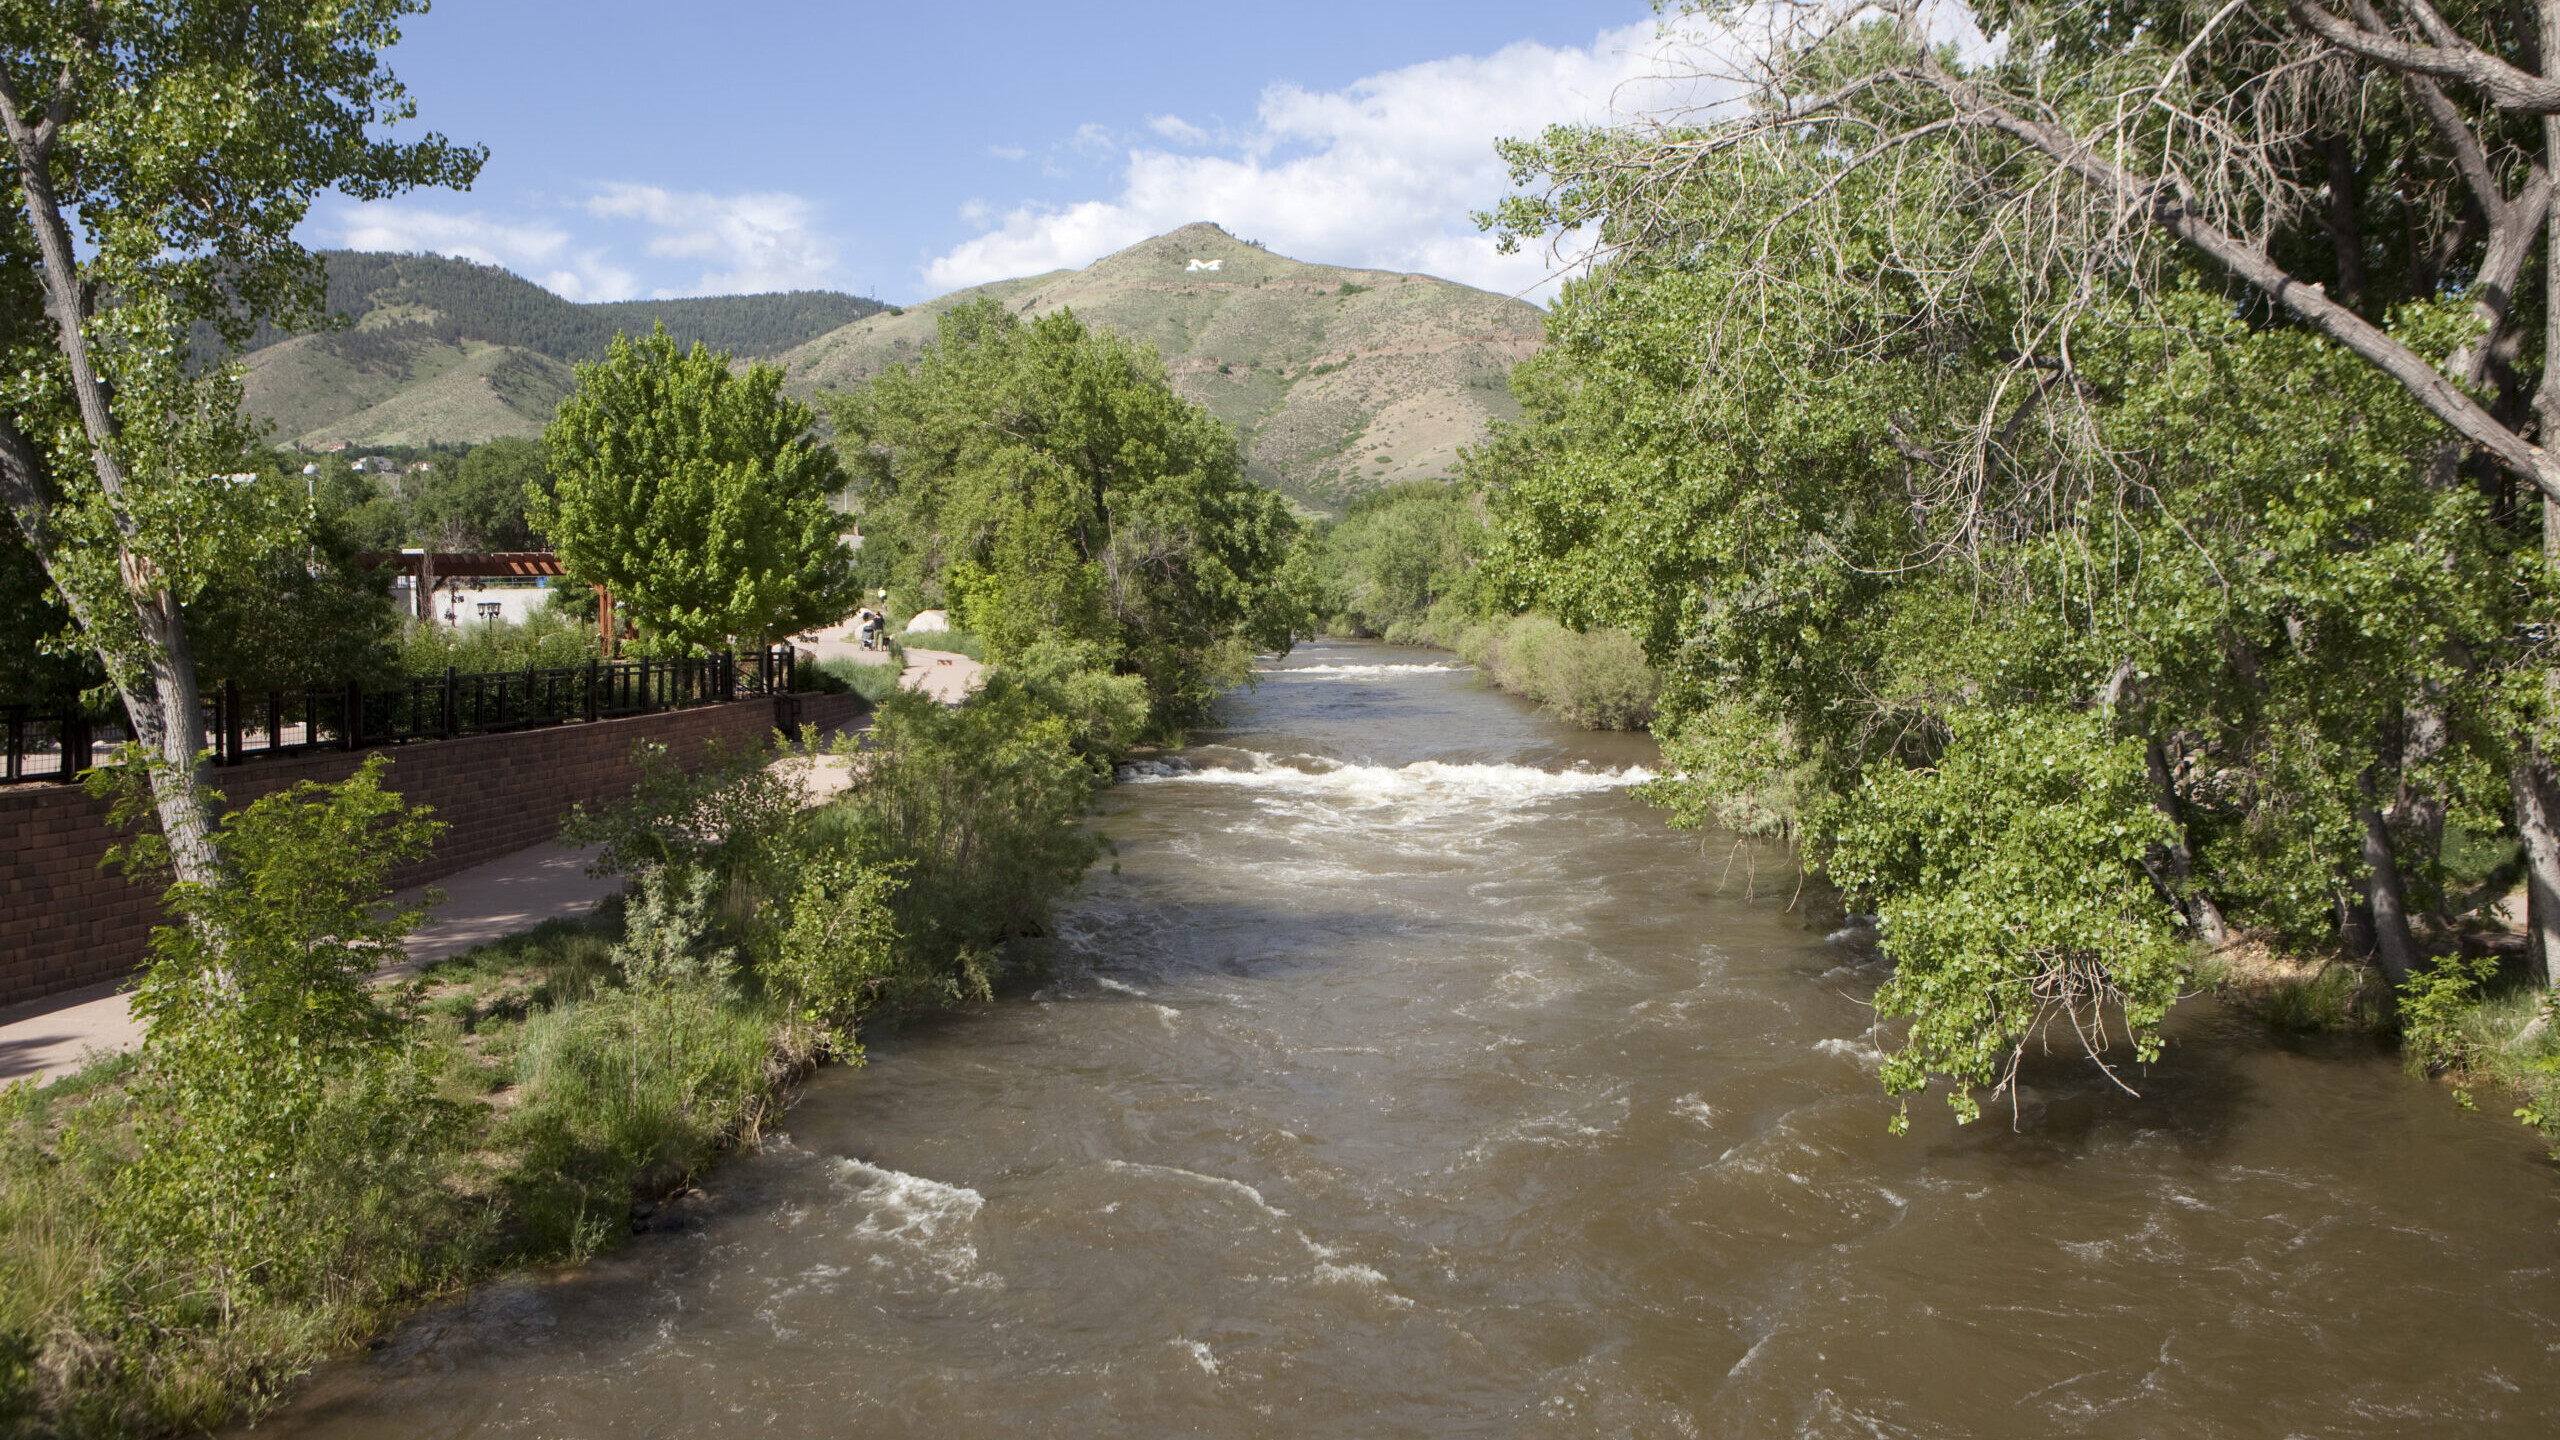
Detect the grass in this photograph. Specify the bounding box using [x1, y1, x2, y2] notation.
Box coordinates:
[897, 628, 984, 662]
[0, 909, 812, 1435]
[1400, 607, 1658, 731]
[820, 655, 903, 703]
[2194, 940, 2392, 1033]
[2413, 971, 2560, 1143]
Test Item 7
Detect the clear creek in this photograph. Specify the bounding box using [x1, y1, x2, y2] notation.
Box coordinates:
[256, 642, 2560, 1437]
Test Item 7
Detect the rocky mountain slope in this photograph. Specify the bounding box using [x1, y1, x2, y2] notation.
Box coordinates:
[781, 223, 1544, 507]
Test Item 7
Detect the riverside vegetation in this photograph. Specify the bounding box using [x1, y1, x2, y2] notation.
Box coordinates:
[0, 122, 1296, 1429]
[1474, 0, 2560, 1133]
[1291, 479, 1659, 731]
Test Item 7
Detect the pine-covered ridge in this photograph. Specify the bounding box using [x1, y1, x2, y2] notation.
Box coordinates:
[239, 252, 887, 450]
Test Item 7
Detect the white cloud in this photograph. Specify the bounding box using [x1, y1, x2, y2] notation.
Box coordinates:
[324, 183, 843, 302]
[326, 202, 646, 302]
[583, 183, 840, 295]
[922, 17, 1740, 302]
[1148, 114, 1211, 145]
[331, 204, 568, 269]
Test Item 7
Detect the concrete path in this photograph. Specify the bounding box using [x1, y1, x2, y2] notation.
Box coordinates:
[899, 646, 985, 703]
[790, 620, 984, 705]
[0, 840, 620, 1088]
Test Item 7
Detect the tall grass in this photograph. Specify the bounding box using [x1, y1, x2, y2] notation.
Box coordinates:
[1408, 606, 1657, 731]
[503, 984, 786, 1256]
[820, 655, 903, 702]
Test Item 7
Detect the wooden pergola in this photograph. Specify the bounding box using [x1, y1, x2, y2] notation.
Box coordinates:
[357, 550, 623, 654]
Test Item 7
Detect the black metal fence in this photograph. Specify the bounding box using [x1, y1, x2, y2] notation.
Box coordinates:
[1, 647, 799, 787]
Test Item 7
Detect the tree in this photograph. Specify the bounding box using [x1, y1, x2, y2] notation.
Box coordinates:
[538, 325, 855, 653]
[832, 300, 1299, 724]
[1480, 36, 2540, 1121]
[0, 2, 481, 886]
[413, 435, 549, 551]
[1489, 0, 2560, 991]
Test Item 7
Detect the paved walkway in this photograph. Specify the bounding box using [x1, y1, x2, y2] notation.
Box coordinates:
[0, 841, 620, 1087]
[793, 624, 984, 706]
[897, 645, 985, 702]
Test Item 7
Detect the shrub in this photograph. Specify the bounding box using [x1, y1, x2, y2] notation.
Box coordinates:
[842, 688, 1103, 994]
[400, 595, 595, 673]
[773, 854, 906, 1054]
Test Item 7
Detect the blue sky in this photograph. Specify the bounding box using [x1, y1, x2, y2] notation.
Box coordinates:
[317, 0, 1690, 305]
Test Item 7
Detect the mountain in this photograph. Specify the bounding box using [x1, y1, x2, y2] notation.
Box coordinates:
[239, 252, 887, 449]
[780, 223, 1544, 508]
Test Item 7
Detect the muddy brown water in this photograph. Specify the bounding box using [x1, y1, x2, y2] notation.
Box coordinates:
[254, 642, 2560, 1438]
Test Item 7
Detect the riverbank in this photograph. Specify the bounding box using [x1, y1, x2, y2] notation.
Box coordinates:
[0, 671, 1104, 1435]
[1354, 608, 1656, 731]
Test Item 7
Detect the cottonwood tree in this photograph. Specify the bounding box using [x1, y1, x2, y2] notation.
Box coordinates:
[832, 300, 1300, 724]
[0, 1, 480, 885]
[1491, 0, 2560, 992]
[539, 325, 856, 653]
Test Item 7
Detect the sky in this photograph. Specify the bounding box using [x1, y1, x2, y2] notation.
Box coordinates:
[314, 0, 1716, 307]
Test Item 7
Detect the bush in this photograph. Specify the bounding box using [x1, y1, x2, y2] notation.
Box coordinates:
[400, 592, 595, 673]
[11, 759, 491, 1434]
[842, 687, 1104, 995]
[898, 627, 984, 662]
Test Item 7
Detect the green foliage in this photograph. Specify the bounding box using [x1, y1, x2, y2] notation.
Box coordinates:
[1477, 106, 2551, 1119]
[411, 436, 551, 551]
[772, 854, 905, 1054]
[1435, 609, 1657, 731]
[834, 299, 1298, 727]
[2400, 952, 2505, 1084]
[1830, 710, 2187, 1127]
[502, 962, 778, 1255]
[0, 520, 101, 710]
[900, 626, 985, 662]
[539, 325, 856, 652]
[843, 687, 1105, 993]
[186, 472, 405, 694]
[67, 759, 480, 1430]
[1298, 480, 1488, 638]
[984, 639, 1154, 765]
[820, 656, 904, 703]
[0, 0, 482, 734]
[560, 737, 808, 915]
[397, 593, 596, 674]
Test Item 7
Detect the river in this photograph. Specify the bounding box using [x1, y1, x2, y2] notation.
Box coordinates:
[259, 642, 2560, 1437]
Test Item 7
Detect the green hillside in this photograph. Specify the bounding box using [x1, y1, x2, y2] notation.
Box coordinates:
[783, 223, 1544, 507]
[240, 252, 886, 449]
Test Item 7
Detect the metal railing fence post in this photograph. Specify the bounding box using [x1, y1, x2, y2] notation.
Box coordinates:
[55, 710, 84, 783]
[442, 666, 458, 739]
[343, 681, 364, 751]
[222, 681, 241, 765]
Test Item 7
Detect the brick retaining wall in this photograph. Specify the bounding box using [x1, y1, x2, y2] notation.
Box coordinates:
[0, 691, 866, 1008]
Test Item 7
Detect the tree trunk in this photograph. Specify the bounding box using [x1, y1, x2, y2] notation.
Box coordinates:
[2511, 754, 2560, 990]
[2358, 765, 2422, 985]
[2144, 734, 2230, 946]
[0, 86, 223, 886]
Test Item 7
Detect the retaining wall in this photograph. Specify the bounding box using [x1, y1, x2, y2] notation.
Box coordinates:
[0, 691, 866, 1008]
